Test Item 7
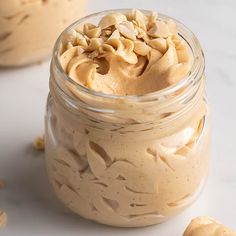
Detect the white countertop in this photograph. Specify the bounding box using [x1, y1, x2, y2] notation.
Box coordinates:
[1, 0, 236, 235]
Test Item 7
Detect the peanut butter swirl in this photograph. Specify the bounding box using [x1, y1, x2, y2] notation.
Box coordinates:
[60, 9, 192, 95]
[46, 9, 209, 227]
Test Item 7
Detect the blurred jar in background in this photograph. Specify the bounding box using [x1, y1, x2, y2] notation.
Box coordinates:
[0, 0, 87, 67]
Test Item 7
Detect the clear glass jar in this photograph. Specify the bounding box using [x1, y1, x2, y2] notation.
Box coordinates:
[45, 10, 210, 227]
[0, 0, 87, 67]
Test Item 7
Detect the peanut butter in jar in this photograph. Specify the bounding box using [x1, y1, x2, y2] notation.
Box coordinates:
[45, 9, 210, 227]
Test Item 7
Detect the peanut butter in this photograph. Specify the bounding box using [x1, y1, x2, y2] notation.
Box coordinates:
[45, 9, 209, 227]
[60, 9, 192, 95]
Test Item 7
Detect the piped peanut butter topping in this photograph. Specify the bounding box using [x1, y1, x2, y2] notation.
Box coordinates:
[60, 9, 192, 96]
[47, 9, 208, 228]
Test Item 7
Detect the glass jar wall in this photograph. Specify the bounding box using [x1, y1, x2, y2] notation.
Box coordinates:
[45, 10, 210, 227]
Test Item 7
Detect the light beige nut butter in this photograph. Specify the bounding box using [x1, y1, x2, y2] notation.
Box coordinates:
[0, 0, 87, 67]
[45, 9, 210, 227]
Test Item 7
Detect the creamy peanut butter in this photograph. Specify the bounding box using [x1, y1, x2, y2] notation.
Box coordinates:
[45, 9, 209, 227]
[184, 217, 236, 236]
[60, 9, 192, 95]
[0, 0, 86, 66]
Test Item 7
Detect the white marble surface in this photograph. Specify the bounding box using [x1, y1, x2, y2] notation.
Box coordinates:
[0, 0, 236, 235]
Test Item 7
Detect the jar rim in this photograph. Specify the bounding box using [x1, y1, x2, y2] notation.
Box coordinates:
[52, 8, 205, 102]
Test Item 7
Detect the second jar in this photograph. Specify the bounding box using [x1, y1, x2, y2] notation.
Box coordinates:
[0, 0, 87, 67]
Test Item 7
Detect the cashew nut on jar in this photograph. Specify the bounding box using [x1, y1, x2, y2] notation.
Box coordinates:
[45, 9, 210, 227]
[0, 0, 87, 67]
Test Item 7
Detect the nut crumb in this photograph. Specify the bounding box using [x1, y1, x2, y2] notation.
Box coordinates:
[0, 211, 7, 229]
[33, 136, 45, 151]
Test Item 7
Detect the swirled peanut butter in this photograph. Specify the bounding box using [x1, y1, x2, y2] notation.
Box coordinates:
[0, 0, 86, 66]
[60, 9, 192, 95]
[45, 9, 209, 227]
[184, 217, 236, 236]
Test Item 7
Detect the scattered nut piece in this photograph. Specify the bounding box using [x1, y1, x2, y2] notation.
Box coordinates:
[0, 211, 7, 229]
[104, 29, 112, 36]
[76, 32, 88, 47]
[135, 26, 150, 41]
[33, 136, 45, 151]
[134, 41, 151, 56]
[128, 9, 147, 30]
[98, 13, 127, 29]
[147, 38, 167, 53]
[148, 21, 170, 38]
[83, 23, 101, 38]
[147, 11, 158, 29]
[108, 29, 120, 40]
[183, 216, 236, 236]
[100, 28, 112, 41]
[86, 38, 103, 51]
[117, 21, 137, 41]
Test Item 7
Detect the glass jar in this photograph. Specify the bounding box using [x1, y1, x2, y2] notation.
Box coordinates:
[45, 10, 210, 227]
[0, 0, 87, 67]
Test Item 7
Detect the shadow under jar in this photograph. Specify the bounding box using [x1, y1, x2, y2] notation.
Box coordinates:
[45, 10, 210, 227]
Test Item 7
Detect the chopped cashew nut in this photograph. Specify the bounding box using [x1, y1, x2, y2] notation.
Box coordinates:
[83, 23, 102, 38]
[33, 136, 45, 151]
[183, 217, 236, 236]
[117, 21, 137, 41]
[98, 13, 127, 29]
[147, 21, 170, 38]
